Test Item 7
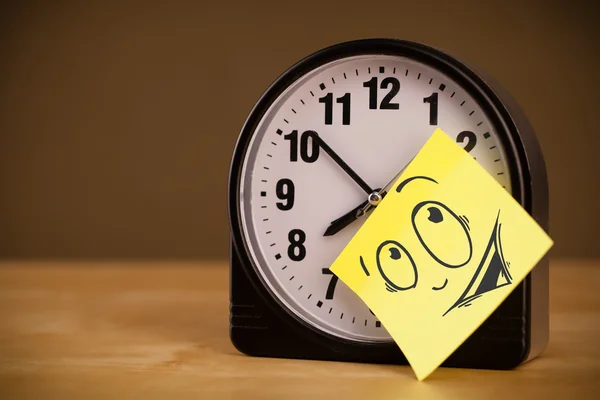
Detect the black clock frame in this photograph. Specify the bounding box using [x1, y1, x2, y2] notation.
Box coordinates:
[228, 38, 549, 369]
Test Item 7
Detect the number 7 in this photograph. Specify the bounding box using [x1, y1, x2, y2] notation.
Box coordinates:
[321, 268, 339, 300]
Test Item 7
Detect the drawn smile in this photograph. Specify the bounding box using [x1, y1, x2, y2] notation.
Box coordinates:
[432, 279, 448, 291]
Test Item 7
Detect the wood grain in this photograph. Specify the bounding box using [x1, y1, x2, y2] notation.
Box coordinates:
[0, 260, 598, 399]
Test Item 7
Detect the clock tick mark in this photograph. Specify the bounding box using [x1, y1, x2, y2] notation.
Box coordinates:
[477, 121, 483, 126]
[340, 313, 344, 319]
[376, 321, 382, 328]
[490, 145, 497, 149]
[317, 301, 323, 308]
[261, 179, 267, 183]
[291, 108, 296, 114]
[298, 285, 303, 290]
[497, 172, 504, 175]
[283, 119, 289, 124]
[429, 78, 433, 84]
[261, 205, 267, 209]
[469, 110, 475, 116]
[300, 99, 305, 105]
[405, 69, 409, 76]
[275, 253, 281, 260]
[494, 159, 501, 162]
[289, 276, 294, 281]
[451, 91, 456, 98]
[308, 294, 312, 299]
[417, 72, 421, 80]
[269, 243, 276, 247]
[439, 83, 446, 91]
[319, 83, 326, 90]
[355, 69, 359, 76]
[368, 67, 371, 74]
[343, 72, 347, 79]
[352, 317, 356, 324]
[266, 230, 271, 234]
[271, 141, 277, 146]
[461, 101, 466, 106]
[276, 129, 282, 135]
[483, 132, 491, 139]
[266, 154, 272, 157]
[331, 77, 335, 84]
[260, 191, 266, 197]
[364, 319, 368, 326]
[263, 166, 269, 170]
[379, 66, 385, 73]
[282, 265, 287, 270]
[328, 308, 332, 314]
[263, 218, 269, 222]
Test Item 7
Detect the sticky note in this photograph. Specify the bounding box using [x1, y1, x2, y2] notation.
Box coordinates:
[329, 128, 553, 381]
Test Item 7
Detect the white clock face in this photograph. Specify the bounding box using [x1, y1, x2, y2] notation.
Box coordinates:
[239, 55, 513, 342]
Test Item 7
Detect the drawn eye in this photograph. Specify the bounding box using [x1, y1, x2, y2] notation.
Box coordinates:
[376, 240, 418, 290]
[412, 201, 472, 268]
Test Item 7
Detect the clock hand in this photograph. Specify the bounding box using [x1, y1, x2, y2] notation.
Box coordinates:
[311, 133, 373, 195]
[354, 163, 411, 216]
[323, 197, 378, 237]
[323, 158, 415, 237]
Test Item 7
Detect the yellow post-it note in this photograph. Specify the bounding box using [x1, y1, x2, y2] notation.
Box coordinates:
[329, 128, 553, 381]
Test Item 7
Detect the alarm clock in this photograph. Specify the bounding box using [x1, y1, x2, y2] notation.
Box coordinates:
[228, 39, 549, 369]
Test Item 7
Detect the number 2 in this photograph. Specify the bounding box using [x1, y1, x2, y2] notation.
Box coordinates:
[456, 131, 477, 152]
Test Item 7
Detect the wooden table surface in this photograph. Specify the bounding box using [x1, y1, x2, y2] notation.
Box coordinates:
[0, 260, 598, 399]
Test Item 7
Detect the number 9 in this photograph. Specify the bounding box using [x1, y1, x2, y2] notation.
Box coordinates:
[276, 179, 295, 211]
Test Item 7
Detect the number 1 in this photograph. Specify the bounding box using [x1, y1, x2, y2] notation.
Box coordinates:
[423, 92, 438, 125]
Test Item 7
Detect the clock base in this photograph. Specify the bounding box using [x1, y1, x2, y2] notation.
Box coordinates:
[230, 241, 548, 370]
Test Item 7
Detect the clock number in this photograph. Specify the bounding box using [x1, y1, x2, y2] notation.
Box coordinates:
[275, 179, 295, 210]
[338, 93, 351, 125]
[363, 77, 378, 109]
[284, 130, 320, 163]
[363, 77, 400, 110]
[380, 78, 400, 109]
[321, 268, 339, 300]
[288, 229, 306, 261]
[319, 93, 351, 125]
[456, 131, 477, 153]
[423, 92, 438, 125]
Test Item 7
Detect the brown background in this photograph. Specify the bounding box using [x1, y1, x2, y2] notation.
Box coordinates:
[0, 0, 598, 260]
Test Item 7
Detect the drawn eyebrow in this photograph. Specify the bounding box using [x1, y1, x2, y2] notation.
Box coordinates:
[395, 176, 438, 193]
[359, 256, 370, 276]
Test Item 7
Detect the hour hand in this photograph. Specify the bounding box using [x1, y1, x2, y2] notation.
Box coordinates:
[323, 199, 370, 237]
[324, 188, 386, 237]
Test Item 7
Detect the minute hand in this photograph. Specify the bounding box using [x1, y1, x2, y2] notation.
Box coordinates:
[311, 133, 373, 195]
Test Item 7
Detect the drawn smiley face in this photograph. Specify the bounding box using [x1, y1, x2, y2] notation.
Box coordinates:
[359, 176, 511, 316]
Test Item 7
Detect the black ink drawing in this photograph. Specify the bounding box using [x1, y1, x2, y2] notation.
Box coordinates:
[358, 175, 512, 316]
